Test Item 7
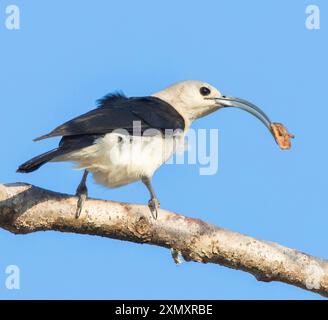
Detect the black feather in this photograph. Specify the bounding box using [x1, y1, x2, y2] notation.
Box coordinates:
[18, 134, 102, 173]
[34, 96, 185, 141]
[96, 91, 128, 108]
[17, 148, 61, 173]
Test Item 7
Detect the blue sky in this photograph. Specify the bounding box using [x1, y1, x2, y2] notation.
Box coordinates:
[0, 0, 327, 299]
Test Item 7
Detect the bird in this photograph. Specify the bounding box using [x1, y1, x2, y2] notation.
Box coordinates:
[17, 80, 278, 219]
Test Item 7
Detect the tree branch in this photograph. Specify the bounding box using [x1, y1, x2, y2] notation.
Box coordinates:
[1, 183, 327, 297]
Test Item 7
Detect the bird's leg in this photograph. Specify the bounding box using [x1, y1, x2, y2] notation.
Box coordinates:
[75, 170, 89, 218]
[142, 176, 160, 219]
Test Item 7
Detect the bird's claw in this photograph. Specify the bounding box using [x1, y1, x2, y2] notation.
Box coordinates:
[75, 182, 88, 219]
[75, 193, 87, 218]
[148, 198, 160, 219]
[74, 170, 89, 219]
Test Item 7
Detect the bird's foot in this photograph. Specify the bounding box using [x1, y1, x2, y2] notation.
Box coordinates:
[148, 197, 160, 219]
[75, 185, 88, 219]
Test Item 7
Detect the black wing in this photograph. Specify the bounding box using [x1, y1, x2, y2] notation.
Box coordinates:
[34, 94, 185, 141]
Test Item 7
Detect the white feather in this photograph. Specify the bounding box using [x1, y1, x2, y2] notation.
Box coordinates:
[55, 132, 185, 188]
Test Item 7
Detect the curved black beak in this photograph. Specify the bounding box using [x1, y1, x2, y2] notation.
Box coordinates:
[208, 96, 274, 137]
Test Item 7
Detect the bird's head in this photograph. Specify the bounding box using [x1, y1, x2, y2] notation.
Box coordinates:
[152, 80, 273, 133]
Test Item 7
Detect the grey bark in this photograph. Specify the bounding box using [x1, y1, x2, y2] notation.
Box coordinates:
[1, 183, 327, 297]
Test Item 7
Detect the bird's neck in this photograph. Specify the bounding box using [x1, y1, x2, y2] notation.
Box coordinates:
[151, 92, 193, 130]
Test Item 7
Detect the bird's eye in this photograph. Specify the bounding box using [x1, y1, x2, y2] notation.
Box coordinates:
[200, 87, 211, 96]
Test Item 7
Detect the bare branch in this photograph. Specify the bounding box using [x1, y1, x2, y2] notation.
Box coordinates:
[1, 183, 327, 297]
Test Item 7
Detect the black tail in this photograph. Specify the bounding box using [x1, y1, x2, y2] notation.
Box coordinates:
[17, 134, 101, 173]
[17, 148, 61, 173]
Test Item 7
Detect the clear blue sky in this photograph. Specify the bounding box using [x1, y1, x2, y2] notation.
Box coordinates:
[0, 0, 327, 299]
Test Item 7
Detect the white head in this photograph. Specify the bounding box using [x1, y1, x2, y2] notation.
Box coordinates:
[152, 80, 273, 132]
[152, 80, 222, 122]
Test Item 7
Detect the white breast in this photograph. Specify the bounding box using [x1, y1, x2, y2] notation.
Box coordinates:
[56, 132, 185, 188]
